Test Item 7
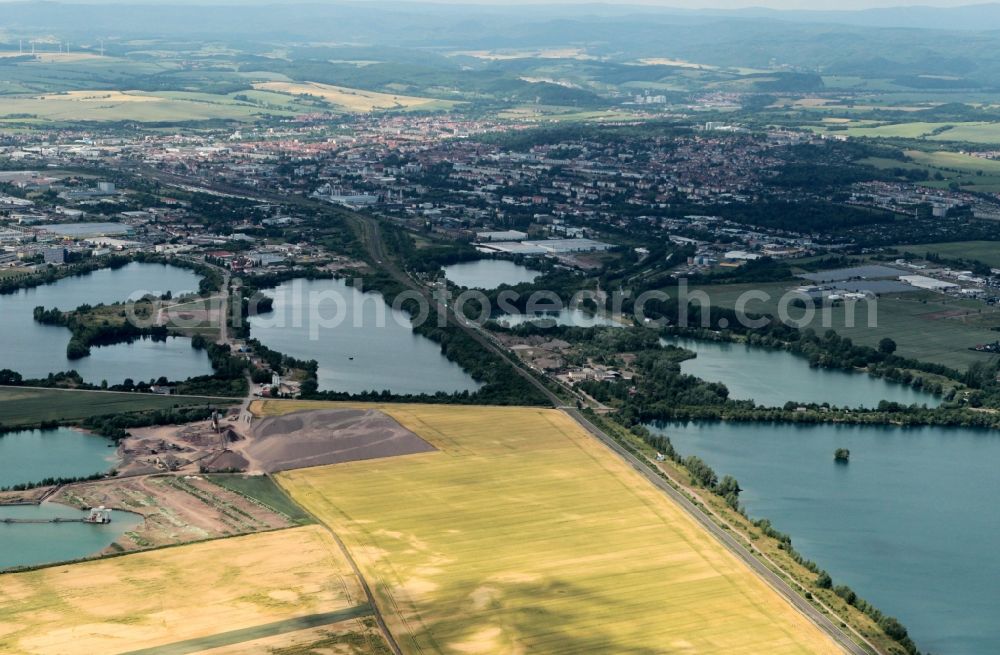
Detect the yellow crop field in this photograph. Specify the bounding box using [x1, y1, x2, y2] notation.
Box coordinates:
[253, 81, 458, 112]
[274, 401, 842, 655]
[36, 90, 157, 103]
[0, 526, 375, 655]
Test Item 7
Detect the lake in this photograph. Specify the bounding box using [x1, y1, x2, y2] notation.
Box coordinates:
[0, 504, 142, 571]
[249, 278, 481, 395]
[0, 428, 139, 572]
[68, 337, 214, 386]
[662, 336, 941, 409]
[443, 259, 541, 289]
[494, 308, 623, 329]
[0, 262, 212, 383]
[651, 420, 1000, 655]
[0, 427, 116, 489]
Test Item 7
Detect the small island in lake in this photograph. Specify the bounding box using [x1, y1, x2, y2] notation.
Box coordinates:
[834, 448, 851, 463]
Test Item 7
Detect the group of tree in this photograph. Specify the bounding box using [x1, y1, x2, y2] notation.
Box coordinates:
[82, 405, 220, 441]
[33, 303, 169, 360]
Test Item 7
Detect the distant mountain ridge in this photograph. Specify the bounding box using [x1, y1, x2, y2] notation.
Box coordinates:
[2, 1, 1000, 82]
[5, 1, 1000, 33]
[699, 3, 1000, 31]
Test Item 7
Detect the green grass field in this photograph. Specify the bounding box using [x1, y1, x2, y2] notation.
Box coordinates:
[0, 387, 233, 427]
[206, 474, 314, 525]
[693, 282, 1000, 370]
[815, 120, 1000, 146]
[898, 241, 1000, 268]
[907, 149, 1000, 174]
[860, 149, 1000, 191]
[929, 122, 1000, 145]
[0, 89, 295, 123]
[836, 121, 951, 139]
[277, 402, 842, 655]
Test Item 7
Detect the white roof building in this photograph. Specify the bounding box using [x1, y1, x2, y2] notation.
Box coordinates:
[477, 230, 528, 242]
[899, 275, 960, 291]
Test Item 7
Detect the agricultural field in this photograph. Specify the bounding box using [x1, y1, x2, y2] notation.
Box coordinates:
[928, 122, 1000, 145]
[178, 619, 393, 655]
[814, 119, 1000, 146]
[0, 89, 293, 123]
[860, 148, 1000, 191]
[906, 149, 1000, 175]
[274, 401, 842, 655]
[819, 76, 912, 92]
[692, 281, 1000, 370]
[499, 107, 647, 123]
[826, 121, 948, 139]
[0, 52, 106, 63]
[52, 473, 305, 551]
[452, 48, 597, 61]
[897, 241, 1000, 268]
[0, 387, 231, 427]
[253, 81, 459, 113]
[206, 473, 314, 525]
[0, 526, 384, 655]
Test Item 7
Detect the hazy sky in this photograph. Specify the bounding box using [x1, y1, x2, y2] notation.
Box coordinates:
[0, 0, 987, 5]
[520, 0, 989, 7]
[0, 0, 988, 8]
[660, 0, 983, 7]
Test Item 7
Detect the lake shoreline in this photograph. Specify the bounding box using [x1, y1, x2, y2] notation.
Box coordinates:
[0, 261, 212, 384]
[648, 418, 1000, 654]
[0, 426, 119, 493]
[663, 328, 954, 403]
[0, 500, 145, 573]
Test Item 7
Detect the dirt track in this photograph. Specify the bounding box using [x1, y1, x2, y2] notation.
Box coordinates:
[245, 409, 435, 473]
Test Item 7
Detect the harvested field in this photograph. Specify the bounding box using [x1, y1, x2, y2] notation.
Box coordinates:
[0, 526, 369, 655]
[172, 618, 392, 655]
[246, 408, 435, 473]
[51, 473, 296, 552]
[274, 401, 842, 655]
[252, 81, 457, 112]
[0, 90, 284, 122]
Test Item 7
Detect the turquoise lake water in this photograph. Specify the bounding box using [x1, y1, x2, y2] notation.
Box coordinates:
[651, 420, 1000, 655]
